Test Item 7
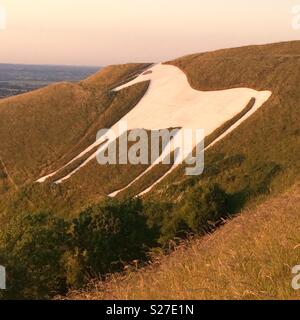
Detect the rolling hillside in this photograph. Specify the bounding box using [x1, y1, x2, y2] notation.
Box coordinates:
[1, 41, 299, 219]
[0, 63, 150, 216]
[0, 63, 149, 185]
[0, 41, 299, 299]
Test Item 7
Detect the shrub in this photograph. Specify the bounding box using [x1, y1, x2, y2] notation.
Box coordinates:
[0, 185, 232, 299]
[0, 212, 70, 299]
[182, 184, 230, 232]
[160, 184, 230, 243]
[71, 198, 155, 276]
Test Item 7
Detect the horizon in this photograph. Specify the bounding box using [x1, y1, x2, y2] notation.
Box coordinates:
[0, 0, 299, 66]
[0, 61, 101, 68]
[0, 39, 299, 68]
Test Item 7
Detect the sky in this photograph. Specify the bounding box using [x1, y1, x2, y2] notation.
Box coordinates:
[0, 0, 299, 66]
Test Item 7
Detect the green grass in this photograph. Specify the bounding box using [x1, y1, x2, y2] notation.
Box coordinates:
[65, 183, 300, 300]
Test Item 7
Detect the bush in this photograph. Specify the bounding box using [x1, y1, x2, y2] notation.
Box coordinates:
[182, 184, 230, 232]
[0, 198, 156, 299]
[160, 184, 230, 244]
[71, 198, 155, 276]
[0, 212, 70, 299]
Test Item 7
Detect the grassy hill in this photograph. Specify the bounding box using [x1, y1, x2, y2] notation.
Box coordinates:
[0, 63, 149, 186]
[0, 63, 150, 216]
[66, 183, 300, 300]
[0, 41, 299, 299]
[1, 42, 299, 218]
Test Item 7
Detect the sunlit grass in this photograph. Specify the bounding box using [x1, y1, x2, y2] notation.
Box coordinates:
[67, 184, 300, 300]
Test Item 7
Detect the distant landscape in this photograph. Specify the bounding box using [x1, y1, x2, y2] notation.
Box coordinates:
[0, 64, 100, 98]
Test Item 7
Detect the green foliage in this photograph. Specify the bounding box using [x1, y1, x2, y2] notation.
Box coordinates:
[0, 198, 155, 299]
[61, 248, 87, 289]
[181, 184, 229, 232]
[70, 185, 300, 301]
[0, 212, 70, 299]
[159, 184, 230, 244]
[71, 198, 155, 276]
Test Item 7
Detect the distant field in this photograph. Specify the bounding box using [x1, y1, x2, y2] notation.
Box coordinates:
[0, 64, 100, 98]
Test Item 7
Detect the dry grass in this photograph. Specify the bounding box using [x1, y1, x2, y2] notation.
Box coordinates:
[2, 42, 300, 217]
[66, 184, 300, 300]
[0, 63, 149, 186]
[0, 64, 151, 217]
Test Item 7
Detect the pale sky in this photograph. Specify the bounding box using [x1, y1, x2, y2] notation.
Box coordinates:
[0, 0, 299, 66]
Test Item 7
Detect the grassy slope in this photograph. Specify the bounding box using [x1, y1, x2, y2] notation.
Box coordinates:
[1, 41, 300, 217]
[0, 63, 150, 217]
[139, 41, 300, 207]
[67, 183, 300, 300]
[0, 63, 149, 187]
[0, 42, 299, 299]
